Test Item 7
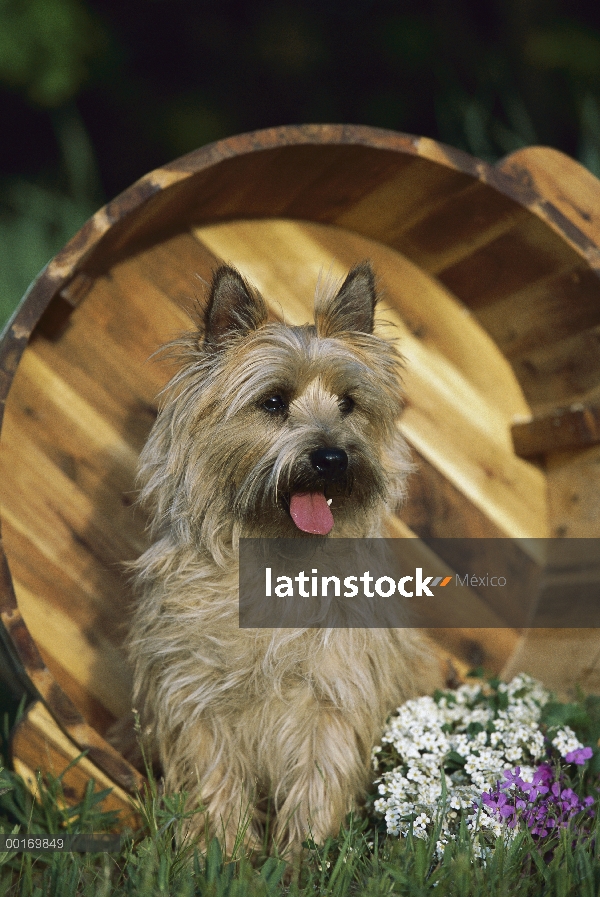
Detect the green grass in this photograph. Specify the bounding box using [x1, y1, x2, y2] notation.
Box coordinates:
[0, 683, 599, 895]
[0, 752, 599, 896]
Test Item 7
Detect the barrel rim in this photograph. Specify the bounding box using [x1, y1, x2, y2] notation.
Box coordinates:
[2, 124, 598, 408]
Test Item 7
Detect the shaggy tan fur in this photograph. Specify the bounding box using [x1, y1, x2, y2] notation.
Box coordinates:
[126, 262, 437, 858]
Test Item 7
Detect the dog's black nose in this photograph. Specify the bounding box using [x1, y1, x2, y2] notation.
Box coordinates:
[310, 447, 348, 480]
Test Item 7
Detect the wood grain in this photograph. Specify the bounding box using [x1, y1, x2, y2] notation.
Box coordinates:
[512, 393, 600, 457]
[11, 700, 140, 830]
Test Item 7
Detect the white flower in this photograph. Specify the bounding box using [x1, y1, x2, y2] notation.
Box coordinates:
[552, 726, 585, 758]
[505, 746, 523, 762]
[373, 674, 557, 856]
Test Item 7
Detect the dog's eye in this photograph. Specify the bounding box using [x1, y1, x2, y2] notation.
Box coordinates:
[262, 394, 287, 413]
[338, 395, 355, 414]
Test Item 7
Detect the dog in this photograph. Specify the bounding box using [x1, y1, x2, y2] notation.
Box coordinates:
[125, 262, 436, 857]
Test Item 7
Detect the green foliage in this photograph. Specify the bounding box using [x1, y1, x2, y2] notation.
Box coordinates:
[0, 0, 105, 107]
[541, 693, 600, 777]
[0, 109, 100, 329]
[0, 178, 96, 326]
[525, 23, 600, 80]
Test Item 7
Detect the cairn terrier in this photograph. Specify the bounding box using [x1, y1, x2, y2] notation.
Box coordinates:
[126, 262, 434, 857]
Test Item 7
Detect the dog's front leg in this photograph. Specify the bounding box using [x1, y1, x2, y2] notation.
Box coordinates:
[160, 720, 262, 858]
[269, 704, 367, 855]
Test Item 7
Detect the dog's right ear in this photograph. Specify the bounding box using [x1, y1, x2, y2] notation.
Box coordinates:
[203, 266, 269, 348]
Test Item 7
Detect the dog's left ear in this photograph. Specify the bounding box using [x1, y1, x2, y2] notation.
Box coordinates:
[203, 266, 269, 348]
[315, 262, 376, 337]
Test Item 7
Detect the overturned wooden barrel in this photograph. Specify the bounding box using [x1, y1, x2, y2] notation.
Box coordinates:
[0, 125, 599, 820]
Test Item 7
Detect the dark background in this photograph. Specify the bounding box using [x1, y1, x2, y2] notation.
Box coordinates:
[2, 0, 600, 324]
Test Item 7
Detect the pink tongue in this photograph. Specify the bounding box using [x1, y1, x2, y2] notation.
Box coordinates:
[290, 492, 334, 535]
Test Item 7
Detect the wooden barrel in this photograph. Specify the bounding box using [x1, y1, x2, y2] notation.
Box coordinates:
[0, 124, 599, 820]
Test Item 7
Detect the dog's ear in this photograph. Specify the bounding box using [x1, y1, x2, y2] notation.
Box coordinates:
[204, 266, 269, 347]
[315, 262, 376, 337]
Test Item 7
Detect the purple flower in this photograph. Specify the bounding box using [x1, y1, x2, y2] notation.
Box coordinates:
[502, 768, 525, 788]
[534, 764, 554, 785]
[565, 746, 593, 765]
[479, 761, 596, 842]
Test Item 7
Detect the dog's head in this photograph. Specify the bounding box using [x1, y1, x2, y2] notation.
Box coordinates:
[140, 263, 412, 547]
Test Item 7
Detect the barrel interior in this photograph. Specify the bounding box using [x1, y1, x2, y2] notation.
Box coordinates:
[1, 140, 600, 739]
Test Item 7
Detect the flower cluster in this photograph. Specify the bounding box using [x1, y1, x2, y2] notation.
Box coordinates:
[372, 674, 595, 858]
[552, 727, 593, 765]
[481, 763, 594, 839]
